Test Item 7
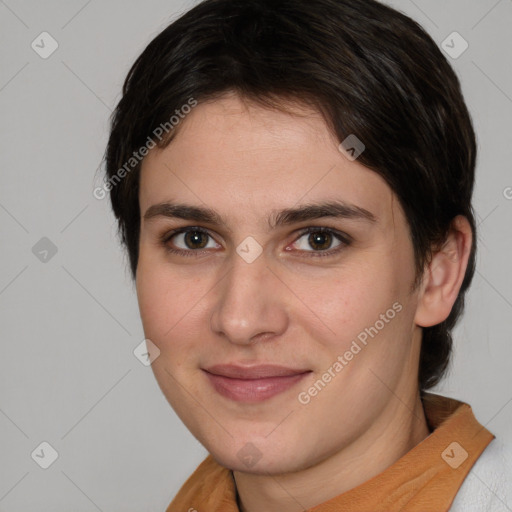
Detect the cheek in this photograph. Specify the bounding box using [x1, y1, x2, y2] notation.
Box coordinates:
[300, 257, 402, 343]
[136, 254, 208, 357]
[136, 255, 178, 342]
[136, 263, 165, 333]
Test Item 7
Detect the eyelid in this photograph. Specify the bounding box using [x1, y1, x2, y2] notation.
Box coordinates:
[159, 226, 219, 251]
[159, 225, 351, 257]
[292, 226, 352, 247]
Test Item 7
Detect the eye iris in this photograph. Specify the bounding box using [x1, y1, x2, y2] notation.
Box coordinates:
[185, 231, 208, 249]
[309, 232, 332, 251]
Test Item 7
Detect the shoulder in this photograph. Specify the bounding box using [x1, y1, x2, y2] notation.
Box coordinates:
[450, 436, 512, 511]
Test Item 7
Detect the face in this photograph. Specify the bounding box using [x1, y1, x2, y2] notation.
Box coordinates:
[136, 92, 422, 474]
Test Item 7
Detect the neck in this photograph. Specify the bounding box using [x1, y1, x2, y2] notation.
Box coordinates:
[233, 390, 430, 512]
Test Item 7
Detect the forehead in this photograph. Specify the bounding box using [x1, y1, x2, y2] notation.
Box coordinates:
[139, 94, 398, 231]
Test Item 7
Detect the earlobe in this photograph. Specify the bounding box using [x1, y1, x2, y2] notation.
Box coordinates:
[414, 215, 473, 328]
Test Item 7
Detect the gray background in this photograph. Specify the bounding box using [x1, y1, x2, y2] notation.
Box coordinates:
[0, 0, 511, 511]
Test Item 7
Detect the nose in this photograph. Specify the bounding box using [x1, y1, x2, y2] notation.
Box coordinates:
[209, 252, 289, 346]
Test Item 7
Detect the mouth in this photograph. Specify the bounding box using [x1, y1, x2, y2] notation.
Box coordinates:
[202, 364, 312, 403]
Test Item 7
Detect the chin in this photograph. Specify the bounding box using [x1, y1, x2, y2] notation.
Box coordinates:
[204, 434, 311, 476]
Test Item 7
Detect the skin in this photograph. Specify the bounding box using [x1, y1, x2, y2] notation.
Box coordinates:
[136, 91, 473, 512]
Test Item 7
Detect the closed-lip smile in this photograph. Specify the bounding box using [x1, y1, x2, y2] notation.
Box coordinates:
[202, 364, 312, 402]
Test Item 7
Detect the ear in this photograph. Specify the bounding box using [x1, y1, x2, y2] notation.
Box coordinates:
[414, 215, 473, 328]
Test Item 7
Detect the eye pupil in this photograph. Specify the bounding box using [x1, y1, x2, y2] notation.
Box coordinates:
[185, 231, 208, 249]
[309, 232, 332, 250]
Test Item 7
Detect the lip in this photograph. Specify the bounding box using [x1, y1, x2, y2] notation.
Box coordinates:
[202, 364, 312, 403]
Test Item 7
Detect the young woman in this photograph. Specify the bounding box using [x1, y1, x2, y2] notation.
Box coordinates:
[104, 0, 510, 510]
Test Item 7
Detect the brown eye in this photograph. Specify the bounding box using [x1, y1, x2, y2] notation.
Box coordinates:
[307, 231, 333, 251]
[161, 227, 218, 256]
[182, 230, 209, 249]
[295, 228, 344, 252]
[292, 228, 348, 255]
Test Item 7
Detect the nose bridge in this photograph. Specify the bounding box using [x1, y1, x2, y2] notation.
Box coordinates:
[210, 250, 286, 344]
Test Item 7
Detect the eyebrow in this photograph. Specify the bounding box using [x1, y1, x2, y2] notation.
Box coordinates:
[143, 200, 377, 229]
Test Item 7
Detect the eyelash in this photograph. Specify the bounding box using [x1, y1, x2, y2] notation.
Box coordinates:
[159, 226, 351, 259]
